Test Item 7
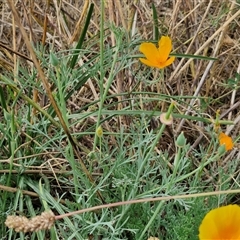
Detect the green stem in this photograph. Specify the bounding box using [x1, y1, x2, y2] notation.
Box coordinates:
[139, 201, 165, 239]
[93, 4, 121, 151]
[56, 67, 68, 124]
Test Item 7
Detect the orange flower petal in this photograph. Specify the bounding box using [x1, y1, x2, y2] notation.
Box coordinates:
[163, 56, 175, 67]
[199, 205, 240, 239]
[139, 56, 175, 69]
[139, 36, 175, 69]
[158, 36, 173, 62]
[219, 132, 234, 151]
[139, 58, 163, 68]
[139, 42, 161, 65]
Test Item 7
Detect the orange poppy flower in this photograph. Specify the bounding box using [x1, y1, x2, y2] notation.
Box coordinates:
[219, 132, 234, 151]
[199, 204, 240, 239]
[139, 36, 175, 69]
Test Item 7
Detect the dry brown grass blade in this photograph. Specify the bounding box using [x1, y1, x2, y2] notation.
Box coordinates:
[29, 1, 44, 121]
[7, 0, 105, 203]
[0, 42, 33, 62]
[175, 1, 239, 134]
[0, 56, 13, 70]
[55, 189, 240, 220]
[69, 0, 90, 44]
[169, 7, 240, 82]
[172, 0, 212, 84]
[0, 184, 67, 204]
[41, 0, 50, 44]
[127, 0, 139, 34]
[107, 0, 115, 45]
[11, 8, 17, 86]
[115, 0, 127, 29]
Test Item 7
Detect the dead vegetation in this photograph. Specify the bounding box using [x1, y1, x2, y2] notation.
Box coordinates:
[0, 0, 240, 238]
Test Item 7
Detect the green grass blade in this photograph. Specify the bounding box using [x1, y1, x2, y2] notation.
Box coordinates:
[152, 3, 159, 41]
[69, 3, 94, 69]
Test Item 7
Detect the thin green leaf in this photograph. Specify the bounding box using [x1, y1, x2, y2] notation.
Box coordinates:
[152, 3, 159, 41]
[69, 3, 94, 69]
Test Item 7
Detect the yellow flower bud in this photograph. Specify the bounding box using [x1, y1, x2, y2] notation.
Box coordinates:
[96, 125, 103, 138]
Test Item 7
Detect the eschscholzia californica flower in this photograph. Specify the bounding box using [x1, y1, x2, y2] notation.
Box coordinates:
[199, 204, 240, 239]
[139, 36, 175, 69]
[219, 132, 234, 151]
